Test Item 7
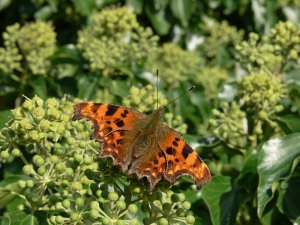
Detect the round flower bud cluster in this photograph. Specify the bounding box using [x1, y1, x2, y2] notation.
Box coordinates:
[267, 21, 300, 63]
[141, 189, 195, 224]
[235, 32, 279, 72]
[235, 21, 300, 73]
[77, 7, 158, 75]
[0, 21, 56, 76]
[122, 84, 168, 113]
[239, 70, 286, 114]
[146, 43, 202, 87]
[209, 101, 247, 148]
[18, 21, 56, 75]
[199, 19, 244, 57]
[195, 66, 228, 98]
[0, 24, 22, 73]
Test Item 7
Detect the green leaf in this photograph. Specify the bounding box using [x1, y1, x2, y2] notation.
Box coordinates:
[0, 176, 24, 209]
[278, 169, 300, 222]
[2, 212, 39, 225]
[0, 85, 16, 96]
[145, 0, 172, 35]
[34, 6, 53, 20]
[257, 134, 300, 217]
[126, 0, 143, 13]
[170, 0, 195, 27]
[242, 148, 258, 174]
[30, 77, 47, 99]
[73, 0, 95, 16]
[0, 110, 11, 128]
[276, 114, 300, 133]
[202, 175, 233, 225]
[77, 75, 98, 100]
[0, 0, 11, 11]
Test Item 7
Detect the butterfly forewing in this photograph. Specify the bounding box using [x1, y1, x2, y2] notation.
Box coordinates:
[159, 125, 211, 188]
[73, 103, 145, 170]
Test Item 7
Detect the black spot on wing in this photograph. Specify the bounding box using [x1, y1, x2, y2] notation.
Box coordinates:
[121, 113, 127, 118]
[91, 103, 102, 113]
[182, 144, 193, 159]
[153, 159, 158, 165]
[175, 137, 180, 142]
[166, 147, 175, 155]
[172, 141, 178, 147]
[115, 120, 124, 127]
[116, 139, 123, 145]
[106, 105, 118, 116]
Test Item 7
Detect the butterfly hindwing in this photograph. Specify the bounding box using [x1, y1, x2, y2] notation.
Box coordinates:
[128, 148, 167, 191]
[159, 125, 211, 188]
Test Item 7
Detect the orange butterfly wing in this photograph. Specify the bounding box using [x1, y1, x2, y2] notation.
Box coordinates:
[73, 103, 145, 170]
[159, 125, 211, 188]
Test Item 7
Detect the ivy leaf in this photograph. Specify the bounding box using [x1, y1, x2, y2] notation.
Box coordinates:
[277, 169, 300, 222]
[145, 0, 172, 35]
[257, 134, 300, 218]
[202, 175, 233, 225]
[73, 0, 95, 16]
[170, 0, 195, 27]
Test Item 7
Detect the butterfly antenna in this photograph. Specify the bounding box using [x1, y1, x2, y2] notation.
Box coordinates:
[156, 69, 159, 110]
[165, 86, 195, 107]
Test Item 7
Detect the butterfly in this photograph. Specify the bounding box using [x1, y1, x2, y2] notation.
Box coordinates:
[73, 103, 211, 191]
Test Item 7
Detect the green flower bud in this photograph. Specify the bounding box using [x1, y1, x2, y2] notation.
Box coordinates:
[37, 166, 46, 176]
[72, 182, 82, 191]
[74, 153, 83, 162]
[56, 123, 65, 134]
[62, 199, 71, 209]
[75, 197, 84, 207]
[32, 107, 45, 120]
[23, 165, 34, 175]
[83, 156, 93, 165]
[128, 204, 138, 214]
[33, 155, 45, 167]
[12, 148, 21, 157]
[182, 201, 191, 210]
[49, 216, 56, 224]
[0, 150, 9, 159]
[89, 209, 99, 219]
[258, 111, 268, 120]
[20, 118, 33, 130]
[29, 130, 40, 141]
[108, 192, 119, 201]
[32, 96, 44, 107]
[46, 98, 58, 107]
[50, 155, 59, 163]
[65, 167, 74, 176]
[26, 180, 34, 188]
[102, 218, 111, 225]
[18, 180, 26, 188]
[70, 212, 80, 222]
[75, 123, 84, 132]
[186, 215, 195, 224]
[158, 218, 168, 225]
[55, 215, 64, 224]
[116, 220, 125, 225]
[116, 200, 126, 210]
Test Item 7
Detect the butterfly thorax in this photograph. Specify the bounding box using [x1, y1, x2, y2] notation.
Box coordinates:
[131, 107, 163, 157]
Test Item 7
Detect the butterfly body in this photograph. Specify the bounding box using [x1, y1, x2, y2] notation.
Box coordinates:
[73, 103, 211, 191]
